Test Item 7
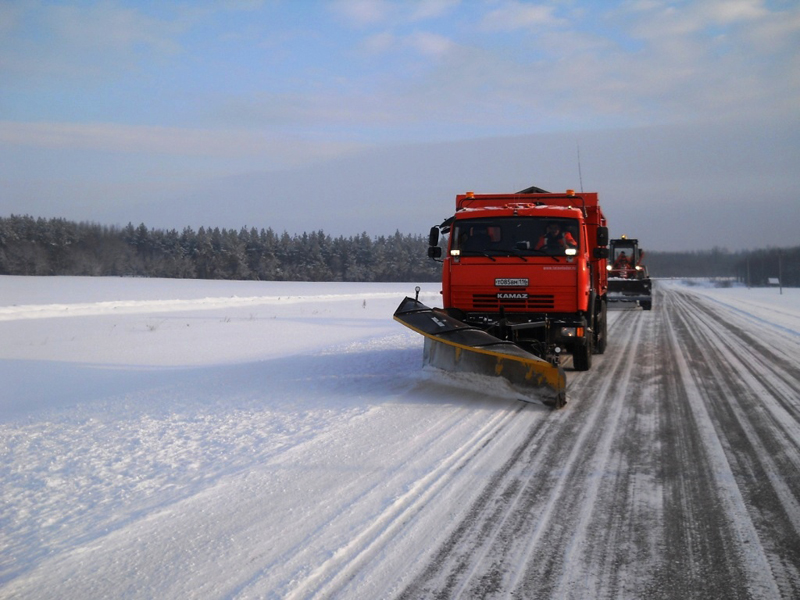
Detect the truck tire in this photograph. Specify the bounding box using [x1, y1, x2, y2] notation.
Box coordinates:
[641, 300, 652, 311]
[573, 337, 592, 371]
[594, 300, 607, 354]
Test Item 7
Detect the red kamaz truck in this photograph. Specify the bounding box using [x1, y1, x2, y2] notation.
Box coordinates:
[394, 186, 609, 407]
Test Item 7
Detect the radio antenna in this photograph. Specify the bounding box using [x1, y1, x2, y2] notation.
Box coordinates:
[577, 143, 584, 193]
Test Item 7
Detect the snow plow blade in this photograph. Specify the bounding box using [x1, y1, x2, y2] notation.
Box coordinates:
[608, 278, 652, 310]
[393, 297, 567, 408]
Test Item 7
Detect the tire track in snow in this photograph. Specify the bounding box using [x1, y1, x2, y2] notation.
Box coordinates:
[682, 290, 800, 341]
[394, 406, 566, 600]
[646, 289, 781, 599]
[277, 399, 533, 599]
[684, 293, 800, 422]
[506, 309, 649, 599]
[507, 308, 654, 599]
[665, 289, 800, 598]
[529, 305, 663, 598]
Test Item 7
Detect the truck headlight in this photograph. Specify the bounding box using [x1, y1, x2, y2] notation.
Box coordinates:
[560, 327, 585, 338]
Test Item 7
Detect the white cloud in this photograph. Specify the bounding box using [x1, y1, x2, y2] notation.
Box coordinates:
[329, 0, 395, 27]
[480, 1, 563, 31]
[703, 0, 768, 24]
[406, 31, 456, 57]
[0, 2, 200, 84]
[623, 0, 788, 39]
[409, 0, 461, 21]
[0, 121, 247, 155]
[627, 0, 769, 36]
[361, 31, 397, 54]
[359, 29, 455, 59]
[42, 2, 185, 54]
[331, 0, 460, 28]
[0, 121, 364, 168]
[743, 5, 800, 53]
[218, 0, 266, 10]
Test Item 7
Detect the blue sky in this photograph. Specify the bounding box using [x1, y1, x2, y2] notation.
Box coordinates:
[1, 0, 799, 250]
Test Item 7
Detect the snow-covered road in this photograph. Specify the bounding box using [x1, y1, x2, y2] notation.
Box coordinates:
[1, 276, 799, 599]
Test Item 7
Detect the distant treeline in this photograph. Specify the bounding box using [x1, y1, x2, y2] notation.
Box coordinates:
[645, 246, 800, 286]
[1, 215, 797, 286]
[0, 215, 440, 282]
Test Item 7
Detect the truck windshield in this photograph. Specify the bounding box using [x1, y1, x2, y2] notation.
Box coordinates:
[452, 217, 579, 256]
[612, 244, 635, 263]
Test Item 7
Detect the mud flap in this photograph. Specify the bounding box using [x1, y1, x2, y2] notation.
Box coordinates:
[393, 297, 567, 408]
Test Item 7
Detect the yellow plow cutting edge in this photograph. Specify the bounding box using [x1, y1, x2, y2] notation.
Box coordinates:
[393, 297, 567, 408]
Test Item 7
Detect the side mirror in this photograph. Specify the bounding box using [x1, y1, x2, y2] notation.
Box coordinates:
[596, 226, 609, 246]
[428, 246, 442, 259]
[428, 226, 440, 247]
[594, 248, 609, 259]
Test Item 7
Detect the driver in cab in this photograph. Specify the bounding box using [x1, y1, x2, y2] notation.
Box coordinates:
[536, 222, 577, 250]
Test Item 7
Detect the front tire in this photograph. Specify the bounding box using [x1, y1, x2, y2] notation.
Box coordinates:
[573, 337, 592, 371]
[594, 300, 608, 354]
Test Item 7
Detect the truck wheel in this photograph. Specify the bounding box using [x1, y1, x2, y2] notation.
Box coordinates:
[594, 301, 608, 355]
[573, 338, 592, 371]
[641, 300, 652, 311]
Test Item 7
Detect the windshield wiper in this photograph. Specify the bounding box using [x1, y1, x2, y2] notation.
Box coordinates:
[461, 249, 497, 261]
[504, 248, 528, 262]
[522, 247, 561, 262]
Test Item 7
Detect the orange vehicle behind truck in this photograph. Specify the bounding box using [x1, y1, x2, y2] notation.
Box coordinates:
[427, 186, 610, 370]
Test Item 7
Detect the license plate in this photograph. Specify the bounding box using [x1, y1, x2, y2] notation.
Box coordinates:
[495, 278, 528, 287]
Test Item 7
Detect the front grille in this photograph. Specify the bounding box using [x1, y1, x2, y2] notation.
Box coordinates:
[471, 292, 555, 310]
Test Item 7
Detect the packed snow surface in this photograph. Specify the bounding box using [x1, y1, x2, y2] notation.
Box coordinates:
[1, 276, 799, 599]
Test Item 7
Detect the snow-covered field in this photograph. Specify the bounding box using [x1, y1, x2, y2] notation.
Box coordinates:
[1, 276, 799, 599]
